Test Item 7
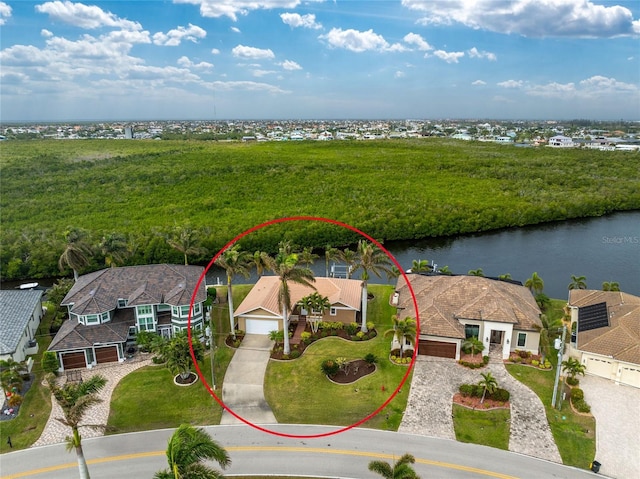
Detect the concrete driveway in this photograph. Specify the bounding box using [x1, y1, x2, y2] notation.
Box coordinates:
[581, 374, 640, 479]
[220, 334, 277, 425]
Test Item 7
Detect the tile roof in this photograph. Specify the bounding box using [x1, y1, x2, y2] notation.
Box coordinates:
[48, 310, 133, 351]
[234, 276, 362, 318]
[395, 274, 542, 339]
[0, 290, 43, 355]
[61, 264, 207, 315]
[569, 290, 640, 365]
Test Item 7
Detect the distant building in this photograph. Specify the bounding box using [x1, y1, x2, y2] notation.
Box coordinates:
[124, 126, 133, 139]
[547, 135, 574, 147]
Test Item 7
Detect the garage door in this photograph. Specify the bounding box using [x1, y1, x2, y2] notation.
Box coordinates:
[586, 357, 613, 379]
[95, 346, 119, 364]
[419, 340, 456, 359]
[620, 365, 640, 388]
[245, 319, 280, 335]
[62, 351, 86, 370]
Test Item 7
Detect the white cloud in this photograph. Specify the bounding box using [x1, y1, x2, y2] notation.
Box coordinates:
[472, 79, 486, 85]
[231, 26, 241, 33]
[153, 24, 206, 46]
[395, 71, 406, 78]
[205, 79, 289, 95]
[173, 0, 308, 22]
[403, 32, 433, 51]
[41, 29, 54, 38]
[232, 44, 275, 60]
[280, 12, 322, 29]
[211, 48, 220, 55]
[35, 1, 142, 31]
[0, 1, 11, 26]
[280, 59, 302, 70]
[433, 50, 464, 63]
[402, 0, 640, 38]
[251, 69, 276, 77]
[177, 56, 214, 70]
[498, 80, 524, 88]
[319, 28, 401, 53]
[468, 47, 496, 61]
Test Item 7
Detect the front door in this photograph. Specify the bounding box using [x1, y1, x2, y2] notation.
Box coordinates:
[490, 330, 503, 345]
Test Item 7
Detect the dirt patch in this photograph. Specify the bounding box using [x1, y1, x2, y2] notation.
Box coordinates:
[328, 359, 376, 384]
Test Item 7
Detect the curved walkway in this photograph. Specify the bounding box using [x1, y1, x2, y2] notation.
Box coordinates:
[399, 353, 561, 463]
[33, 355, 152, 447]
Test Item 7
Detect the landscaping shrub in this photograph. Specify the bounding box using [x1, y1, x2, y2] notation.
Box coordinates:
[41, 351, 59, 375]
[321, 359, 339, 377]
[566, 376, 580, 386]
[518, 350, 531, 359]
[490, 388, 510, 402]
[290, 350, 301, 359]
[571, 388, 584, 401]
[573, 399, 591, 413]
[364, 353, 377, 364]
[331, 322, 343, 330]
[346, 323, 359, 335]
[483, 355, 489, 364]
[366, 321, 375, 331]
[459, 384, 475, 397]
[356, 331, 365, 340]
[300, 331, 311, 344]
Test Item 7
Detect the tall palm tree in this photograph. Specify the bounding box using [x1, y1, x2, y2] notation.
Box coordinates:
[354, 240, 392, 332]
[324, 244, 339, 277]
[478, 372, 498, 404]
[99, 232, 128, 267]
[602, 281, 620, 292]
[525, 272, 545, 295]
[410, 259, 430, 273]
[534, 313, 563, 362]
[368, 453, 420, 479]
[164, 331, 205, 381]
[166, 225, 206, 265]
[45, 373, 107, 479]
[249, 250, 271, 277]
[387, 265, 402, 282]
[468, 268, 484, 277]
[339, 248, 358, 279]
[154, 424, 231, 479]
[384, 316, 417, 358]
[568, 274, 587, 290]
[215, 245, 250, 339]
[269, 241, 315, 355]
[58, 228, 93, 282]
[299, 246, 319, 268]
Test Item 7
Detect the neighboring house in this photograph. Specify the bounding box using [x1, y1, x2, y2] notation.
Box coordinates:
[0, 290, 44, 367]
[547, 135, 574, 147]
[567, 289, 640, 388]
[393, 274, 542, 360]
[48, 264, 207, 371]
[234, 276, 363, 335]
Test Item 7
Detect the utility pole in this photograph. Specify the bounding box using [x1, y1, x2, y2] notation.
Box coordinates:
[552, 325, 567, 409]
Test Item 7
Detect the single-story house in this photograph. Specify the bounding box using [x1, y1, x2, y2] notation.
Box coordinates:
[233, 276, 363, 335]
[48, 264, 207, 371]
[567, 289, 640, 388]
[393, 274, 542, 360]
[0, 290, 44, 367]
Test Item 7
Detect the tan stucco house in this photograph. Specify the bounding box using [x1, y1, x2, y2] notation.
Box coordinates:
[233, 276, 363, 335]
[394, 274, 542, 360]
[567, 289, 640, 388]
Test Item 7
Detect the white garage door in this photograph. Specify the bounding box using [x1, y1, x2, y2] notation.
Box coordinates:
[587, 357, 613, 379]
[620, 365, 640, 388]
[245, 319, 280, 335]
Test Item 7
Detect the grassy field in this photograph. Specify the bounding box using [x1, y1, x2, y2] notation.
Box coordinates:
[2, 138, 639, 280]
[452, 404, 510, 450]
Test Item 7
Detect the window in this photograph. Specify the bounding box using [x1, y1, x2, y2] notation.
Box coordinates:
[101, 311, 110, 323]
[330, 307, 337, 316]
[180, 305, 190, 317]
[517, 333, 526, 347]
[137, 305, 153, 315]
[138, 316, 155, 331]
[117, 298, 128, 308]
[465, 324, 480, 339]
[85, 314, 99, 325]
[193, 303, 201, 315]
[172, 306, 179, 316]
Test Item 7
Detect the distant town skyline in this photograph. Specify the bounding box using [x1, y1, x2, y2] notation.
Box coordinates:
[1, 0, 639, 122]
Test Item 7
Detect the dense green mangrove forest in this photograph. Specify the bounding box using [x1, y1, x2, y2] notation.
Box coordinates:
[1, 138, 638, 281]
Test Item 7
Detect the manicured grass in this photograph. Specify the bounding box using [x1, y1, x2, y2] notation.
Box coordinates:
[452, 404, 510, 450]
[264, 285, 411, 431]
[506, 364, 595, 469]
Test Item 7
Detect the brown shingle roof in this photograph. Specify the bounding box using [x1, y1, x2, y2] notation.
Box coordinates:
[48, 310, 134, 351]
[234, 276, 362, 318]
[569, 290, 640, 365]
[61, 264, 207, 315]
[395, 274, 542, 339]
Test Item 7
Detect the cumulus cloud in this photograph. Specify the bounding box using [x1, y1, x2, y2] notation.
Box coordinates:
[0, 1, 11, 26]
[403, 32, 433, 51]
[472, 79, 486, 85]
[280, 12, 322, 29]
[498, 79, 525, 88]
[319, 28, 404, 52]
[177, 56, 214, 70]
[173, 0, 309, 22]
[35, 1, 142, 31]
[280, 59, 302, 70]
[153, 24, 206, 46]
[251, 69, 276, 77]
[211, 48, 220, 55]
[402, 0, 640, 38]
[468, 47, 496, 61]
[232, 44, 275, 60]
[41, 29, 54, 38]
[433, 49, 464, 63]
[230, 26, 241, 33]
[395, 71, 406, 78]
[494, 75, 638, 99]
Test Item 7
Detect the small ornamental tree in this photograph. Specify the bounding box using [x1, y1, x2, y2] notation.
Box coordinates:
[42, 351, 60, 375]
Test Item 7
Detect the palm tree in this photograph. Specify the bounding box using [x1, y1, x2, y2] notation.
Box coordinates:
[166, 225, 206, 265]
[462, 336, 485, 357]
[368, 453, 420, 479]
[99, 232, 128, 267]
[468, 268, 484, 277]
[45, 373, 107, 479]
[410, 259, 429, 273]
[299, 246, 319, 268]
[534, 313, 563, 362]
[525, 272, 544, 295]
[478, 372, 498, 404]
[354, 240, 392, 332]
[0, 359, 25, 396]
[248, 250, 271, 277]
[562, 357, 586, 384]
[387, 265, 402, 282]
[154, 424, 231, 479]
[164, 330, 205, 381]
[602, 281, 620, 292]
[438, 265, 453, 275]
[58, 228, 93, 282]
[568, 274, 587, 290]
[339, 248, 358, 279]
[384, 316, 417, 358]
[270, 241, 316, 355]
[215, 245, 251, 339]
[324, 244, 339, 277]
[498, 273, 512, 281]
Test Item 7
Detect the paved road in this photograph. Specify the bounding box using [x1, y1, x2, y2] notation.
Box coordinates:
[1, 425, 600, 479]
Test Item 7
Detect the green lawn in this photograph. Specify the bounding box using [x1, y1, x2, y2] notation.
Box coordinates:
[506, 364, 595, 469]
[264, 285, 411, 431]
[452, 404, 510, 450]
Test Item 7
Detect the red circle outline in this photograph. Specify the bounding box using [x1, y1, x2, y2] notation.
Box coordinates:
[187, 216, 420, 438]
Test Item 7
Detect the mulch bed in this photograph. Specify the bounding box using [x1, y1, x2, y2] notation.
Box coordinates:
[174, 372, 198, 386]
[328, 360, 376, 384]
[453, 392, 510, 410]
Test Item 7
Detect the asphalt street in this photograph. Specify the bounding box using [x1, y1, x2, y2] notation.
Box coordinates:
[1, 425, 601, 479]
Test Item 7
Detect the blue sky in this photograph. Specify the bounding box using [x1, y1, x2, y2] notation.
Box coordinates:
[1, 0, 638, 121]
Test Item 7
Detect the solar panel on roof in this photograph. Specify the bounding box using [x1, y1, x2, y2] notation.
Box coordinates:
[577, 302, 609, 332]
